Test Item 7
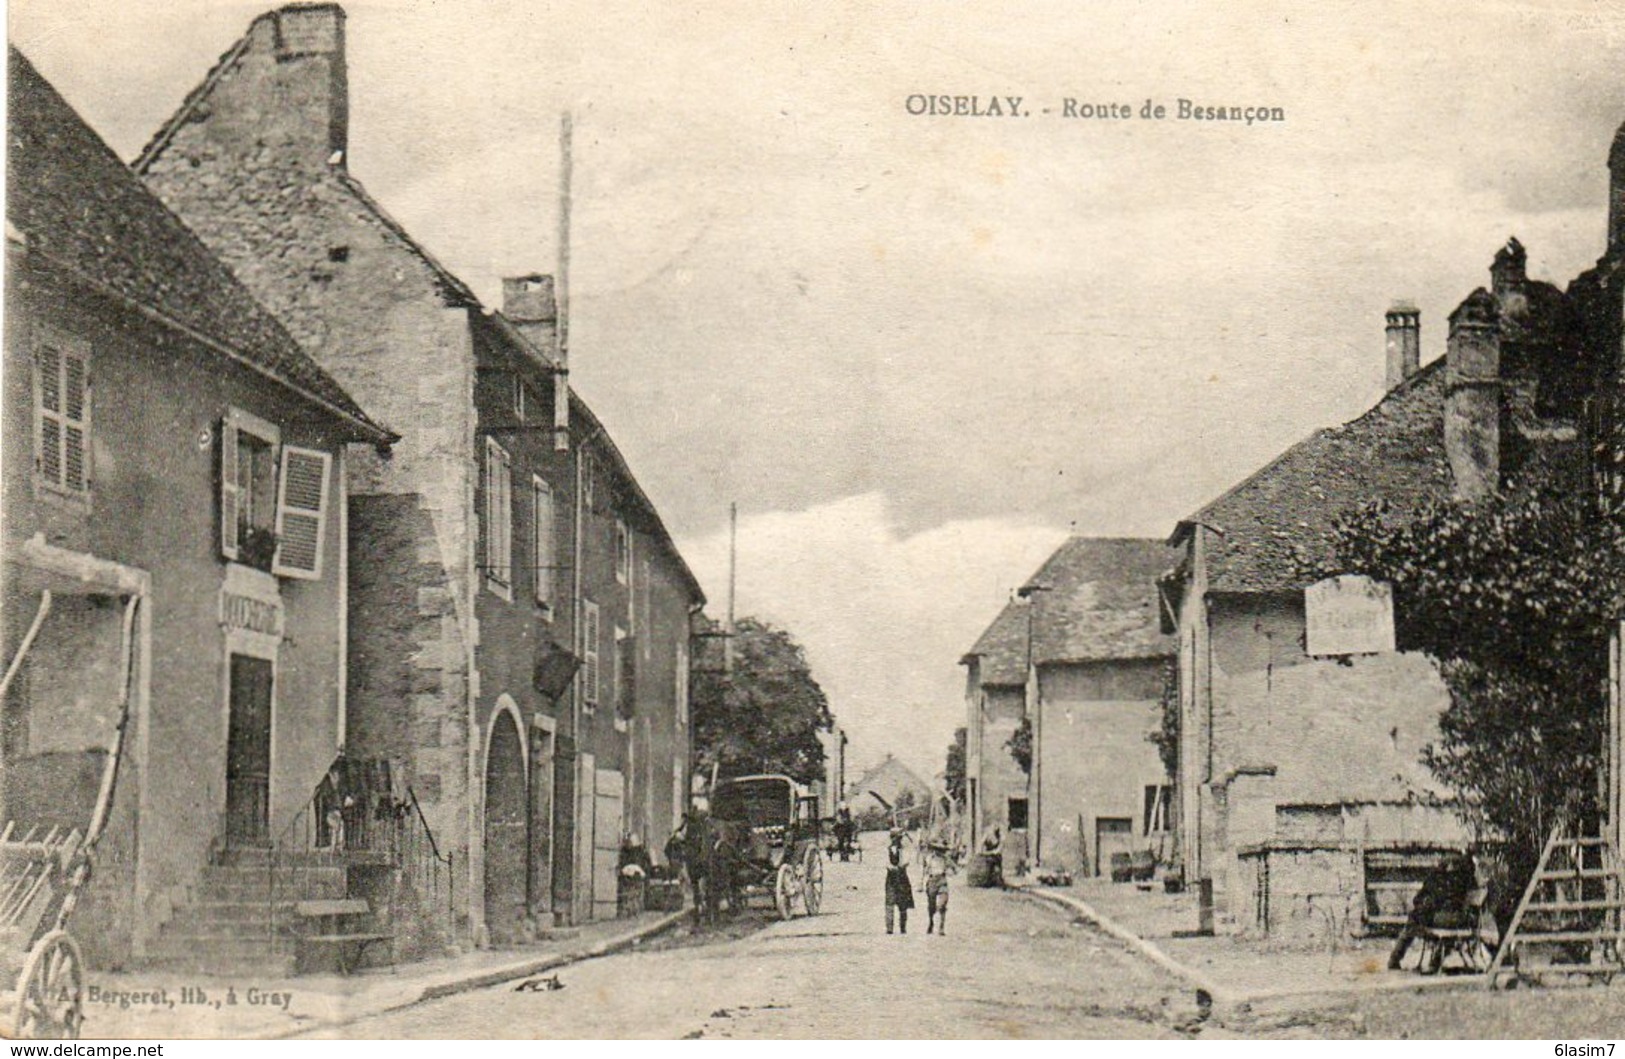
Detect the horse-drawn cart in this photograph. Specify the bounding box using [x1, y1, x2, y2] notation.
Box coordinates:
[712, 775, 825, 920]
[0, 542, 146, 1039]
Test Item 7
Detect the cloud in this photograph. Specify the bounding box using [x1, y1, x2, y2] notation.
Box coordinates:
[679, 494, 1068, 783]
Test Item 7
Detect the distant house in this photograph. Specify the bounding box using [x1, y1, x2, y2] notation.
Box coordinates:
[4, 48, 393, 970]
[847, 754, 931, 823]
[962, 538, 1175, 877]
[1165, 179, 1620, 935]
[134, 3, 704, 944]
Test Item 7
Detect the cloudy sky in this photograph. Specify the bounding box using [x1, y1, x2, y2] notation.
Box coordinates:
[13, 0, 1625, 780]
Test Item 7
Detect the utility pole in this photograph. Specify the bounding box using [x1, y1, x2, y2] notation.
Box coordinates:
[553, 111, 571, 452]
[725, 502, 738, 673]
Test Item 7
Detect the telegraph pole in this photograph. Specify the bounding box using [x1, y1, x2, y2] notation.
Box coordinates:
[725, 502, 738, 673]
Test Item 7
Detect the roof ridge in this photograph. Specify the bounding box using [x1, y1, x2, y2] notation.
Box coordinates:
[132, 16, 264, 173]
[1174, 356, 1448, 539]
[9, 47, 391, 445]
[334, 171, 478, 307]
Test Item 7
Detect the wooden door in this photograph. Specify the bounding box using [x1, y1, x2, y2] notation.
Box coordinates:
[225, 654, 273, 846]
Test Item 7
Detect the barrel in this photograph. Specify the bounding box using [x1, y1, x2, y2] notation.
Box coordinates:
[967, 852, 1002, 888]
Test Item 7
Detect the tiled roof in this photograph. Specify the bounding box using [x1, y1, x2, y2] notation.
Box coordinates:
[963, 537, 1175, 685]
[1176, 361, 1454, 594]
[963, 601, 1028, 686]
[1027, 537, 1176, 663]
[6, 48, 392, 444]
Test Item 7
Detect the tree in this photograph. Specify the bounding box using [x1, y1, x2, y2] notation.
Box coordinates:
[1148, 656, 1179, 780]
[1006, 715, 1032, 775]
[1330, 486, 1624, 926]
[943, 726, 967, 805]
[691, 616, 833, 787]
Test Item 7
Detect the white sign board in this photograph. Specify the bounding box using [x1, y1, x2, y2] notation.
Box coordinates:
[1304, 575, 1395, 656]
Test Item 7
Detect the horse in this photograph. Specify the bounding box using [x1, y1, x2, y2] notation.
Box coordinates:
[667, 812, 743, 928]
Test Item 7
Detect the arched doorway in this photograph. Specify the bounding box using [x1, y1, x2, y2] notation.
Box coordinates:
[483, 705, 527, 944]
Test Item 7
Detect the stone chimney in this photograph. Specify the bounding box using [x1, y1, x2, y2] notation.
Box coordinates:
[1444, 288, 1502, 502]
[1384, 302, 1420, 390]
[1611, 121, 1625, 255]
[501, 274, 559, 359]
[1490, 237, 1526, 298]
[503, 273, 569, 448]
[139, 4, 349, 173]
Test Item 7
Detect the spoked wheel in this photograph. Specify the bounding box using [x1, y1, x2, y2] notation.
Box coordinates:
[774, 863, 796, 920]
[802, 846, 824, 916]
[15, 930, 84, 1040]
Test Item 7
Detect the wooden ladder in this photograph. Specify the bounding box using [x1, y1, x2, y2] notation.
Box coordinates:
[1486, 817, 1624, 987]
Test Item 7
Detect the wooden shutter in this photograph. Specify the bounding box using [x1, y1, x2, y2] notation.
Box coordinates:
[584, 601, 600, 706]
[35, 338, 89, 492]
[273, 446, 331, 579]
[534, 476, 554, 606]
[36, 343, 63, 485]
[62, 353, 88, 491]
[220, 416, 241, 560]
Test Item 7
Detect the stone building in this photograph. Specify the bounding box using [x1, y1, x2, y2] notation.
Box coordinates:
[961, 600, 1031, 866]
[134, 4, 704, 942]
[1164, 128, 1625, 936]
[4, 48, 394, 969]
[962, 538, 1174, 877]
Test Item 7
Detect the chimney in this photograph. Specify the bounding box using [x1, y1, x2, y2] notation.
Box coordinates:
[1490, 237, 1526, 298]
[272, 5, 348, 162]
[1384, 302, 1420, 390]
[1610, 122, 1625, 255]
[141, 4, 349, 172]
[503, 273, 569, 450]
[1444, 288, 1502, 502]
[502, 273, 558, 354]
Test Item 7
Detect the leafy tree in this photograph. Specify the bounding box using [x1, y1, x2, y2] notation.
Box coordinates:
[1006, 715, 1032, 775]
[1330, 486, 1623, 925]
[1149, 656, 1179, 780]
[691, 616, 833, 787]
[944, 726, 967, 805]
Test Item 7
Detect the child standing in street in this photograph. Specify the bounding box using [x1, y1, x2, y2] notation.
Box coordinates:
[884, 828, 914, 934]
[923, 840, 957, 935]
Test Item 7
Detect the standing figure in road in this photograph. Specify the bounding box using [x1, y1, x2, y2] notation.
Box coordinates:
[884, 828, 914, 934]
[835, 803, 855, 862]
[922, 839, 957, 935]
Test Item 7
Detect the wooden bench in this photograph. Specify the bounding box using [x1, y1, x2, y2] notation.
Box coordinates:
[1413, 888, 1493, 974]
[295, 899, 393, 975]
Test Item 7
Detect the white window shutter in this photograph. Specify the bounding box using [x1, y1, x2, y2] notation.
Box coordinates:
[273, 446, 331, 579]
[534, 477, 554, 605]
[35, 344, 63, 485]
[63, 355, 88, 491]
[220, 416, 241, 560]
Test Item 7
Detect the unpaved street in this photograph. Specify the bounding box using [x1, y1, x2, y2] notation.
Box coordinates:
[311, 851, 1211, 1039]
[303, 849, 1624, 1040]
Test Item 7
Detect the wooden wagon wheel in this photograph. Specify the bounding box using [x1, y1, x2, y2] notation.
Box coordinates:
[15, 930, 84, 1040]
[774, 862, 797, 920]
[802, 844, 824, 916]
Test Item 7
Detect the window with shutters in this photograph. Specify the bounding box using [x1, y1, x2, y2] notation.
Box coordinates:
[533, 475, 554, 613]
[483, 437, 513, 598]
[219, 408, 281, 567]
[272, 446, 332, 580]
[33, 331, 91, 498]
[582, 599, 600, 709]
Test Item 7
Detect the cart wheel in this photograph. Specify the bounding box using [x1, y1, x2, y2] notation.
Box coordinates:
[774, 863, 796, 920]
[802, 846, 824, 916]
[15, 930, 84, 1040]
